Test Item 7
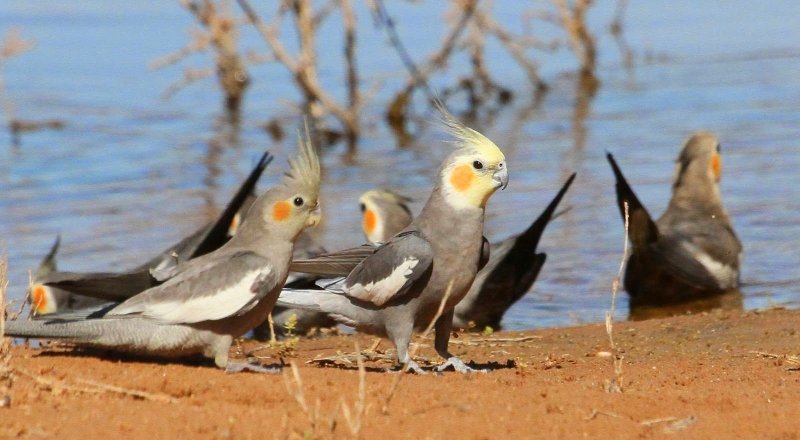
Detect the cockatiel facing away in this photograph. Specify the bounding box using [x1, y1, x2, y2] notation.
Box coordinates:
[279, 106, 508, 373]
[5, 133, 321, 373]
[28, 151, 273, 315]
[607, 132, 742, 307]
[356, 174, 575, 331]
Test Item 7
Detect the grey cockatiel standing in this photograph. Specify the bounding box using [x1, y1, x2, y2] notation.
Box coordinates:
[607, 132, 742, 307]
[355, 175, 575, 330]
[278, 107, 508, 373]
[27, 152, 272, 315]
[5, 134, 321, 372]
[358, 179, 577, 328]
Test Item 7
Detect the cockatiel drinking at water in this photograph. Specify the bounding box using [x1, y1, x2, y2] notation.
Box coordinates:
[279, 105, 508, 373]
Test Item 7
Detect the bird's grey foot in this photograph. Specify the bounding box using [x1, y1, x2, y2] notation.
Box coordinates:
[224, 361, 282, 374]
[386, 359, 426, 374]
[435, 356, 482, 374]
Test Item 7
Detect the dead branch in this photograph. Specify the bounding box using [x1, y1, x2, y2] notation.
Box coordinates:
[161, 67, 215, 100]
[236, 0, 361, 151]
[554, 0, 597, 76]
[149, 29, 211, 70]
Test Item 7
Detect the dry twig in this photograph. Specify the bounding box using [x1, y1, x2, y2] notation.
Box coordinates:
[8, 367, 177, 403]
[750, 351, 800, 370]
[605, 201, 629, 393]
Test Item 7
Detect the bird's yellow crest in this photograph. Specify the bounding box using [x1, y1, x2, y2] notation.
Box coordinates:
[435, 101, 508, 209]
[282, 121, 321, 198]
[436, 100, 505, 164]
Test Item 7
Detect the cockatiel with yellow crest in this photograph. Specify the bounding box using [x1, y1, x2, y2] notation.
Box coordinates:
[279, 105, 507, 373]
[5, 129, 321, 373]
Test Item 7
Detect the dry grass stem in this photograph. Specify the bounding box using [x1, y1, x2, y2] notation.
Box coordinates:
[584, 409, 624, 421]
[0, 249, 11, 407]
[279, 339, 370, 438]
[605, 201, 629, 393]
[339, 341, 367, 437]
[7, 367, 177, 403]
[448, 335, 542, 346]
[750, 351, 800, 370]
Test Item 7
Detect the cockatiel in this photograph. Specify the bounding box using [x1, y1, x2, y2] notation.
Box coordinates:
[607, 132, 742, 307]
[279, 105, 508, 373]
[5, 132, 321, 372]
[356, 174, 575, 330]
[27, 152, 272, 315]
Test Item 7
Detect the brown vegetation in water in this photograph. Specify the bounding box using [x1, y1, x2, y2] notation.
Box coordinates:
[153, 0, 600, 152]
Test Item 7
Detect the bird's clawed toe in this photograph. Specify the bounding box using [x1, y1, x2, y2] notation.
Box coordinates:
[435, 356, 483, 374]
[224, 361, 282, 374]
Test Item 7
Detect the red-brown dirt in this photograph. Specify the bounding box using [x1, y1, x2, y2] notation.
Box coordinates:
[1, 308, 799, 439]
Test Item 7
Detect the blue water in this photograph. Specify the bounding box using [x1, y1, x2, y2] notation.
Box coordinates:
[1, 1, 798, 329]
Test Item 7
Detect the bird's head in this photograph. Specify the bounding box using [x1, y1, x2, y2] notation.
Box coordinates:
[673, 132, 722, 188]
[28, 283, 57, 315]
[359, 189, 413, 244]
[241, 126, 322, 241]
[436, 104, 508, 210]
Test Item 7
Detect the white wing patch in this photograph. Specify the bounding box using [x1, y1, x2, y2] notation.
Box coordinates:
[126, 269, 266, 324]
[681, 242, 738, 289]
[347, 258, 419, 306]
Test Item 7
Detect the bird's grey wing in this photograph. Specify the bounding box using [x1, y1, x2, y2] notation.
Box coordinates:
[107, 251, 275, 324]
[343, 231, 433, 306]
[42, 270, 156, 302]
[652, 228, 740, 290]
[289, 243, 378, 277]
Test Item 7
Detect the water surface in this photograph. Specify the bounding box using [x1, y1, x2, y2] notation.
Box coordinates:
[1, 1, 798, 329]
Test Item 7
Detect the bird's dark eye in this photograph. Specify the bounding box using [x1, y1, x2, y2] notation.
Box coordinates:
[293, 197, 304, 207]
[716, 143, 721, 153]
[473, 160, 484, 170]
[359, 203, 366, 212]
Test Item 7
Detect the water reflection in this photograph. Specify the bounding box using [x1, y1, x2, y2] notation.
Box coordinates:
[628, 289, 744, 321]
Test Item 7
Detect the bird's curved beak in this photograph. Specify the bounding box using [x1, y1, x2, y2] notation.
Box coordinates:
[307, 203, 322, 227]
[493, 164, 508, 190]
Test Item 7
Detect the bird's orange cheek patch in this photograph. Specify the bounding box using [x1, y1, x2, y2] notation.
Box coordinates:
[363, 209, 377, 234]
[272, 201, 292, 221]
[32, 285, 48, 312]
[711, 154, 722, 180]
[450, 164, 474, 192]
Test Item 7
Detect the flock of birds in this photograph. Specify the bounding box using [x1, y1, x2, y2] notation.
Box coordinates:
[4, 106, 741, 374]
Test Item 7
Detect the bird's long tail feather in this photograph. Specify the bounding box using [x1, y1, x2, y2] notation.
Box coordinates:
[606, 153, 659, 247]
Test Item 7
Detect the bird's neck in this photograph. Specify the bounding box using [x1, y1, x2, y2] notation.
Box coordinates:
[415, 187, 485, 240]
[227, 221, 294, 257]
[668, 179, 726, 217]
